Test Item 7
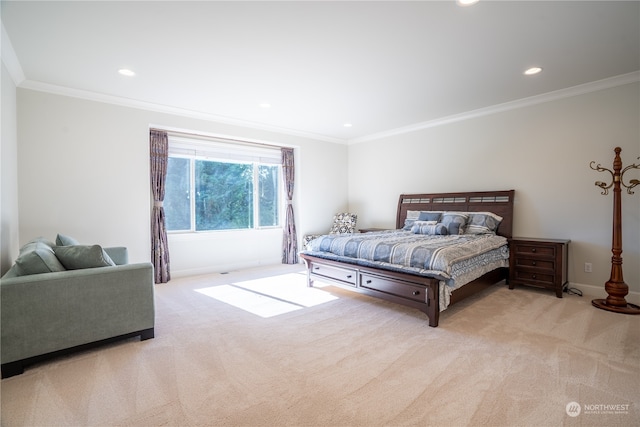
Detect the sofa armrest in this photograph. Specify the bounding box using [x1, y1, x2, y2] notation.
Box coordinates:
[104, 247, 128, 265]
[0, 262, 154, 364]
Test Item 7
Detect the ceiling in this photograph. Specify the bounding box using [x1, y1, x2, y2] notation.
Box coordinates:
[2, 1, 639, 143]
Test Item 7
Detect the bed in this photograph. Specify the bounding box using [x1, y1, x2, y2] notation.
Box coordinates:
[299, 190, 515, 327]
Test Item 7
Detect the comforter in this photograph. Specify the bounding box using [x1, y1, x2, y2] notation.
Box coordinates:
[302, 230, 509, 289]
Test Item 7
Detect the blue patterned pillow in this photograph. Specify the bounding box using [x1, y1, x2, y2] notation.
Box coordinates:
[411, 221, 448, 235]
[404, 211, 443, 230]
[466, 212, 503, 234]
[403, 211, 420, 230]
[440, 213, 470, 235]
[418, 211, 442, 222]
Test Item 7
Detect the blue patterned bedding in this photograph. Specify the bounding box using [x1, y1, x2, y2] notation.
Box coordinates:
[301, 230, 509, 285]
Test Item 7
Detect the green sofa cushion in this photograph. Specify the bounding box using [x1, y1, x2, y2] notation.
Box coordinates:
[53, 245, 116, 270]
[2, 266, 19, 278]
[55, 234, 80, 246]
[14, 240, 66, 276]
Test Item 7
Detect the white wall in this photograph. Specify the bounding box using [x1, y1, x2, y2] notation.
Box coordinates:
[12, 82, 639, 299]
[16, 89, 348, 276]
[348, 82, 640, 298]
[1, 61, 20, 275]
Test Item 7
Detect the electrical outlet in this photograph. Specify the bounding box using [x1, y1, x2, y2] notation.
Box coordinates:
[585, 262, 592, 273]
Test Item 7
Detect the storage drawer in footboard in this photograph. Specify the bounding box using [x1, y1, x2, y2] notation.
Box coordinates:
[360, 273, 426, 303]
[310, 263, 357, 287]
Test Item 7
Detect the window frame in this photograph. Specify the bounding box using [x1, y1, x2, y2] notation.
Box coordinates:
[165, 137, 284, 234]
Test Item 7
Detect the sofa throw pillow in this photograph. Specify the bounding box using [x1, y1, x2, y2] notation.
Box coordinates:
[56, 233, 80, 246]
[29, 237, 57, 248]
[53, 245, 116, 270]
[1, 265, 19, 278]
[14, 240, 66, 276]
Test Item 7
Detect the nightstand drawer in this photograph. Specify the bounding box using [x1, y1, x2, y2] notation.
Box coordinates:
[511, 243, 556, 257]
[511, 269, 555, 286]
[514, 257, 555, 270]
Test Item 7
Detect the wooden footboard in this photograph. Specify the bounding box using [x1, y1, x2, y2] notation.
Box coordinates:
[301, 253, 507, 327]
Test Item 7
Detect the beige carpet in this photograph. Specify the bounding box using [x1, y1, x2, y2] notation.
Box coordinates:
[1, 264, 638, 427]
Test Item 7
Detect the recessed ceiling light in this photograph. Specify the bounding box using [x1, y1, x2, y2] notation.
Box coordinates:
[457, 0, 479, 6]
[343, 123, 353, 128]
[524, 67, 543, 76]
[118, 68, 135, 77]
[259, 103, 271, 108]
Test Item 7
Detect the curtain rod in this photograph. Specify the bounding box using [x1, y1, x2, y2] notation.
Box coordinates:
[150, 127, 286, 151]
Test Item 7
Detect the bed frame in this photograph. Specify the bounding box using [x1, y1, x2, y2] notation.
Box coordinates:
[300, 190, 515, 327]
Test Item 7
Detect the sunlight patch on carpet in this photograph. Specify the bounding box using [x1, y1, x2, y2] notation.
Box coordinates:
[195, 273, 338, 318]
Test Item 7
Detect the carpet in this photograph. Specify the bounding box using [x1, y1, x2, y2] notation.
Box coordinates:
[1, 264, 638, 426]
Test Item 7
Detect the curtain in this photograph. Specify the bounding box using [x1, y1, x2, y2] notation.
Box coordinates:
[150, 129, 171, 283]
[281, 147, 298, 264]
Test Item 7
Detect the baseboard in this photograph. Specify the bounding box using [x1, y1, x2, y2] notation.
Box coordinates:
[171, 259, 301, 279]
[566, 282, 640, 306]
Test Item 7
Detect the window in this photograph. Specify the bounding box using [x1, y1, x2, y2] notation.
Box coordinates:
[164, 135, 282, 232]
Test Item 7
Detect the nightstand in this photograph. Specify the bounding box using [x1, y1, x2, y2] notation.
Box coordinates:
[508, 237, 570, 298]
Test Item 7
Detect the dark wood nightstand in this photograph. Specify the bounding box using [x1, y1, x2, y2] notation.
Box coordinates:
[508, 237, 570, 298]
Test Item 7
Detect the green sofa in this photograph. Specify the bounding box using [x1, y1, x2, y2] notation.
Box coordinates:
[1, 238, 155, 378]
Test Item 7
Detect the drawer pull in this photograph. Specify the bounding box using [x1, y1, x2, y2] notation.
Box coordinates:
[531, 248, 537, 253]
[532, 261, 537, 266]
[412, 290, 420, 296]
[314, 266, 320, 270]
[532, 275, 537, 279]
[366, 279, 372, 284]
[346, 275, 352, 279]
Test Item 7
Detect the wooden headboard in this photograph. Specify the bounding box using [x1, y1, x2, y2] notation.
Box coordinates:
[396, 190, 515, 238]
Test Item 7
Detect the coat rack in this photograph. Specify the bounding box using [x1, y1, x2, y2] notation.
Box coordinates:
[589, 147, 640, 314]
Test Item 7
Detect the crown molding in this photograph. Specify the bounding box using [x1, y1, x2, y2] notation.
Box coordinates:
[349, 71, 640, 144]
[14, 67, 638, 146]
[1, 22, 25, 86]
[17, 79, 347, 145]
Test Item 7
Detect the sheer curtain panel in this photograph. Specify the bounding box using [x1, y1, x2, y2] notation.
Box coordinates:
[150, 129, 171, 283]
